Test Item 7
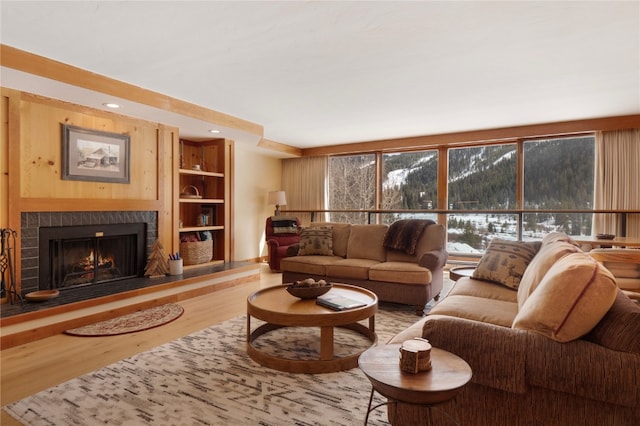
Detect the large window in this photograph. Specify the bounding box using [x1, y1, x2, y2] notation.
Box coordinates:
[523, 136, 595, 237]
[447, 213, 519, 253]
[447, 144, 517, 251]
[448, 144, 517, 210]
[328, 154, 375, 224]
[325, 135, 597, 254]
[381, 150, 438, 224]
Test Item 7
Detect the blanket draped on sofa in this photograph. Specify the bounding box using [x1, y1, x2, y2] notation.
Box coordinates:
[383, 219, 435, 255]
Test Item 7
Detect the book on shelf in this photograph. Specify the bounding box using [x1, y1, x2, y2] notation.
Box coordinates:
[316, 294, 367, 311]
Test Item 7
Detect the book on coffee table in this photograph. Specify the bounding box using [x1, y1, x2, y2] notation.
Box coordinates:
[316, 294, 367, 311]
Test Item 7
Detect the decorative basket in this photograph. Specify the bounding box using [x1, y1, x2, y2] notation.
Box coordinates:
[180, 185, 202, 199]
[180, 240, 213, 265]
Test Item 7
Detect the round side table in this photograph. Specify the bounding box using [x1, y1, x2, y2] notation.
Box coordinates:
[448, 266, 476, 282]
[359, 344, 472, 425]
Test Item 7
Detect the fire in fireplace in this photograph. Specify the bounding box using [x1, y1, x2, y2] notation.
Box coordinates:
[39, 223, 146, 290]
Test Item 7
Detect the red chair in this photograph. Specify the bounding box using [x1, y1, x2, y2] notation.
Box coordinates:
[266, 216, 301, 271]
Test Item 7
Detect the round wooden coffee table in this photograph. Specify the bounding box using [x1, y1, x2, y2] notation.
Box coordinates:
[359, 344, 472, 425]
[247, 283, 378, 374]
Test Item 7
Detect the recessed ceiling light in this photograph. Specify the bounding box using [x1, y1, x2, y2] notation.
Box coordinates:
[103, 103, 120, 109]
[209, 129, 220, 134]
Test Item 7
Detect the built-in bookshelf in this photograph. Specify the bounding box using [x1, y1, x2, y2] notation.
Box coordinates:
[177, 139, 231, 268]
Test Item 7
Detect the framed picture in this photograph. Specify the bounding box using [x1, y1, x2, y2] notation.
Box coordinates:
[61, 124, 130, 183]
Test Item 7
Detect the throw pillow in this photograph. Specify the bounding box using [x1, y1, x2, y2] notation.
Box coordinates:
[517, 240, 581, 308]
[297, 227, 333, 256]
[312, 222, 351, 258]
[540, 231, 579, 245]
[472, 239, 541, 289]
[512, 253, 618, 342]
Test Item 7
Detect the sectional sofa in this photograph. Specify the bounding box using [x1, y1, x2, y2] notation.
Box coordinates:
[387, 232, 640, 425]
[280, 220, 448, 315]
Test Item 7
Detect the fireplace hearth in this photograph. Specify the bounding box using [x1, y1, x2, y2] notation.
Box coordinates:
[39, 223, 146, 291]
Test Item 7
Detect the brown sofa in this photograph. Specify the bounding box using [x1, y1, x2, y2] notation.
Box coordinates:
[387, 232, 640, 425]
[280, 220, 448, 315]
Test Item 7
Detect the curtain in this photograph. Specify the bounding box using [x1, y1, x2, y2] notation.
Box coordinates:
[282, 156, 328, 226]
[594, 129, 640, 238]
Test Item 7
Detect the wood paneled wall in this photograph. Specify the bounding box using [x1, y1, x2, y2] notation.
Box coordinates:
[18, 93, 162, 200]
[1, 87, 177, 300]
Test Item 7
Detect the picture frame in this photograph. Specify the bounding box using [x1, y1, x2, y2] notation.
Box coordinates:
[61, 124, 130, 183]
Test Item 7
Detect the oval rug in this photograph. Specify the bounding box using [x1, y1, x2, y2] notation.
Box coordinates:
[65, 303, 184, 337]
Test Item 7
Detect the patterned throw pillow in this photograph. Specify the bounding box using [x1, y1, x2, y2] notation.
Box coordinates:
[297, 227, 333, 256]
[472, 239, 541, 289]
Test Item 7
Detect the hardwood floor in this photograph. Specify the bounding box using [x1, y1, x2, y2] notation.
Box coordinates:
[0, 264, 282, 425]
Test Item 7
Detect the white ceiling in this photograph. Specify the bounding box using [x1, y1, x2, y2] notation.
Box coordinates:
[1, 1, 639, 155]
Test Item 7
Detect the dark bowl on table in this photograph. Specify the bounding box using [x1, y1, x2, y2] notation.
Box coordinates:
[286, 283, 332, 299]
[596, 233, 615, 240]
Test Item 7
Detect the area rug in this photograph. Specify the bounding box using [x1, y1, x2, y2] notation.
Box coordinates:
[4, 304, 421, 425]
[64, 303, 184, 336]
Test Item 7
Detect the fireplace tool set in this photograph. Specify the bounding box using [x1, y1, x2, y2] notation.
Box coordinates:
[1, 227, 23, 305]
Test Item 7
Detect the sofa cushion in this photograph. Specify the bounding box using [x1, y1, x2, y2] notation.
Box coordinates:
[448, 277, 518, 303]
[472, 239, 541, 289]
[429, 295, 519, 327]
[369, 262, 432, 285]
[298, 226, 333, 256]
[311, 222, 351, 258]
[280, 255, 343, 276]
[346, 224, 388, 262]
[325, 258, 380, 280]
[584, 290, 640, 354]
[512, 253, 618, 342]
[517, 240, 581, 308]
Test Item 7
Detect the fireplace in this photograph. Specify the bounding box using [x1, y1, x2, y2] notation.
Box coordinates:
[39, 223, 146, 291]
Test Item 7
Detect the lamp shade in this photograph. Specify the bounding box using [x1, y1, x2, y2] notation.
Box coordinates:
[268, 191, 287, 206]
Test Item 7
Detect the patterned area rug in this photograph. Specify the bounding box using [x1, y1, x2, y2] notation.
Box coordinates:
[65, 303, 184, 336]
[4, 303, 422, 425]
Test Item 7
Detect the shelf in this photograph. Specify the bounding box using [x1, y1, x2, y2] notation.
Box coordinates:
[179, 168, 224, 178]
[179, 225, 224, 232]
[177, 138, 230, 265]
[179, 198, 224, 204]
